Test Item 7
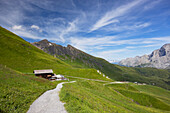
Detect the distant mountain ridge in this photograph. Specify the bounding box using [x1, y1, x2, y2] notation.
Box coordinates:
[119, 43, 170, 69]
[32, 39, 170, 90]
[32, 39, 105, 69]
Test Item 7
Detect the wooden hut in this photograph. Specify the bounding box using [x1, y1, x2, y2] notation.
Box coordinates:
[33, 69, 54, 79]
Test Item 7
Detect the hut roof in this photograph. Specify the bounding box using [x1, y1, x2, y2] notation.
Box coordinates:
[33, 69, 53, 74]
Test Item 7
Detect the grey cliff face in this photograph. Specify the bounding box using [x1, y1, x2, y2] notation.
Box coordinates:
[119, 43, 170, 69]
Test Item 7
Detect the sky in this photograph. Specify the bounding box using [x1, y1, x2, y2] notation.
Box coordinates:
[0, 0, 170, 62]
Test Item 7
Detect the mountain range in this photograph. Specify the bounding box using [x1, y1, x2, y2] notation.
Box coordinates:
[32, 39, 170, 90]
[119, 44, 170, 69]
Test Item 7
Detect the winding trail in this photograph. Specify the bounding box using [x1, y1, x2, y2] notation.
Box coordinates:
[103, 81, 129, 85]
[64, 75, 110, 82]
[27, 81, 76, 113]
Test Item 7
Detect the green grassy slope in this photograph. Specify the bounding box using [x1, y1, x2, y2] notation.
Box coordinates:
[59, 53, 170, 89]
[132, 84, 170, 105]
[60, 80, 170, 113]
[0, 64, 61, 112]
[116, 66, 170, 89]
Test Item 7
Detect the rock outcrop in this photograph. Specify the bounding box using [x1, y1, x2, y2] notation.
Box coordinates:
[119, 43, 170, 69]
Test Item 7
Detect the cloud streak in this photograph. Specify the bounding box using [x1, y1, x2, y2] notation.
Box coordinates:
[70, 35, 170, 53]
[13, 30, 43, 40]
[144, 0, 162, 10]
[31, 25, 40, 30]
[12, 25, 22, 30]
[59, 19, 78, 43]
[107, 22, 151, 32]
[90, 0, 144, 32]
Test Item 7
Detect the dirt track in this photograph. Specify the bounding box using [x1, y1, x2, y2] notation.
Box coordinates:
[27, 81, 76, 113]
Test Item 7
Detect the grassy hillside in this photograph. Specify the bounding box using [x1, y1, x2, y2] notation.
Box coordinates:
[115, 66, 170, 89]
[60, 80, 170, 113]
[132, 84, 170, 105]
[58, 52, 170, 90]
[0, 64, 61, 112]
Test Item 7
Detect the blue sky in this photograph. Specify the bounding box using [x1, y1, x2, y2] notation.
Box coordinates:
[0, 0, 170, 62]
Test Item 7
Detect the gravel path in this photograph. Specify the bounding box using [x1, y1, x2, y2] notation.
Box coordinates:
[103, 81, 129, 85]
[27, 81, 76, 113]
[64, 75, 110, 82]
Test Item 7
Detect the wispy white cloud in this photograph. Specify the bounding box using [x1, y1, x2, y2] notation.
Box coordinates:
[59, 19, 79, 42]
[90, 0, 144, 32]
[137, 23, 151, 28]
[70, 36, 117, 51]
[13, 30, 43, 40]
[140, 43, 163, 47]
[144, 0, 162, 10]
[98, 49, 128, 55]
[150, 36, 170, 42]
[92, 36, 170, 60]
[31, 25, 43, 32]
[12, 25, 22, 30]
[95, 48, 132, 61]
[0, 1, 31, 27]
[90, 19, 119, 32]
[28, 0, 80, 14]
[70, 35, 170, 52]
[11, 28, 64, 42]
[109, 22, 151, 32]
[31, 25, 40, 30]
[71, 0, 76, 8]
[126, 46, 136, 49]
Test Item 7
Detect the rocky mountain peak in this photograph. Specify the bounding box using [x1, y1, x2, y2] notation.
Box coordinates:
[119, 43, 170, 69]
[32, 39, 54, 48]
[32, 39, 81, 57]
[159, 43, 170, 57]
[67, 44, 75, 49]
[41, 39, 48, 42]
[39, 39, 50, 44]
